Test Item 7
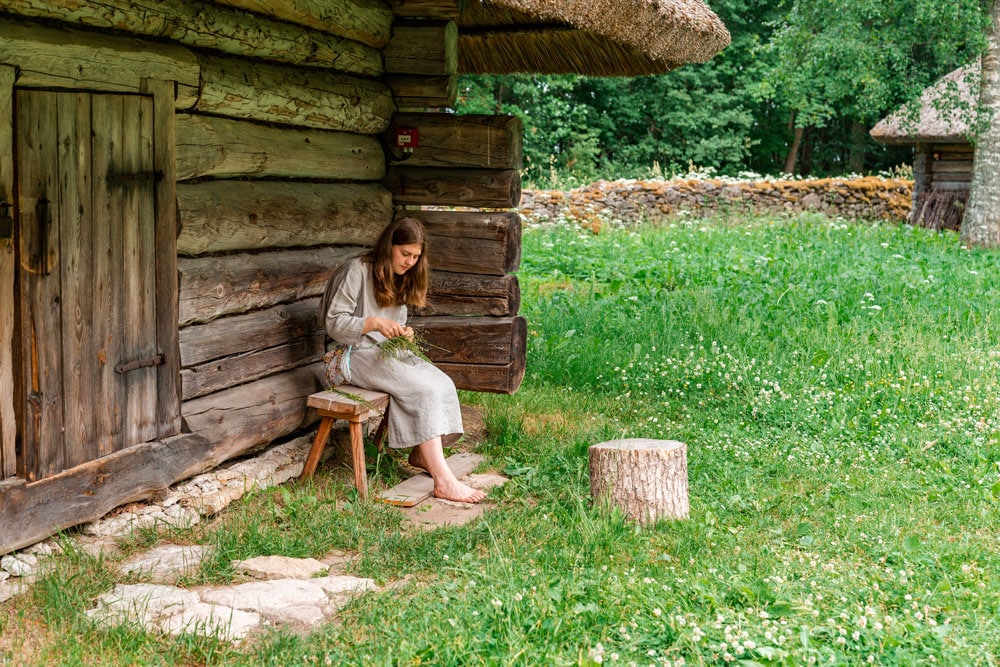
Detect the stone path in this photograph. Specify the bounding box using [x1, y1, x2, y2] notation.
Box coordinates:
[1, 410, 506, 643]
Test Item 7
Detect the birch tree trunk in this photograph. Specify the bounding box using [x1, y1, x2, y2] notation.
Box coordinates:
[962, 0, 1000, 248]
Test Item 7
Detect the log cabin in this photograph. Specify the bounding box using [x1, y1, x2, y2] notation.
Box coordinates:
[871, 64, 979, 231]
[0, 0, 730, 554]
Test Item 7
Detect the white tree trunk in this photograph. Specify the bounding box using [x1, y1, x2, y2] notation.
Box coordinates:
[962, 0, 1000, 247]
[589, 439, 689, 524]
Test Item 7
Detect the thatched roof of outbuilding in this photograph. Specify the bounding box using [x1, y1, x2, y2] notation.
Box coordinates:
[458, 0, 731, 76]
[870, 64, 980, 145]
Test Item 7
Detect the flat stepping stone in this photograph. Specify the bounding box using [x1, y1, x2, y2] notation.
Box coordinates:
[233, 555, 327, 580]
[120, 544, 214, 584]
[378, 453, 483, 507]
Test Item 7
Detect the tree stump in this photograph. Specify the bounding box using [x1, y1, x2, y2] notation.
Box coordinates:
[589, 439, 689, 524]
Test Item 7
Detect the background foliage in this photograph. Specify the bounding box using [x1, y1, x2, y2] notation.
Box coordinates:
[456, 0, 989, 186]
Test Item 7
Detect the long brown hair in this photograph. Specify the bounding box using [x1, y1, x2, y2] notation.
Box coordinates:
[363, 216, 429, 308]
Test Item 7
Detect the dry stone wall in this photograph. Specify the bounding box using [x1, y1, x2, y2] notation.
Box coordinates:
[519, 176, 914, 227]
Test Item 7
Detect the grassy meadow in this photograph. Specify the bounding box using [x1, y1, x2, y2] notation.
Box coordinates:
[3, 211, 1000, 666]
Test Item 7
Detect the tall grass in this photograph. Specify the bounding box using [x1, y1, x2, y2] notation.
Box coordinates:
[2, 212, 999, 666]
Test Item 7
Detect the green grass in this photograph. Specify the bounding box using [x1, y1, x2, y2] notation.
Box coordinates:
[3, 211, 1000, 666]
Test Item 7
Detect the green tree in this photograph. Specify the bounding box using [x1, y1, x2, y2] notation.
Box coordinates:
[759, 0, 987, 174]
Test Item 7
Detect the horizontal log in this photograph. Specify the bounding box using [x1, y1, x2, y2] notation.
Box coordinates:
[0, 17, 199, 106]
[436, 360, 525, 394]
[386, 74, 457, 109]
[176, 114, 385, 181]
[0, 433, 211, 555]
[178, 246, 361, 326]
[390, 0, 460, 19]
[411, 315, 525, 366]
[416, 272, 520, 317]
[385, 21, 457, 76]
[182, 365, 322, 470]
[0, 0, 381, 77]
[181, 335, 323, 400]
[212, 0, 392, 48]
[404, 209, 522, 275]
[196, 55, 395, 134]
[176, 181, 391, 256]
[179, 299, 321, 368]
[388, 113, 522, 169]
[385, 167, 521, 208]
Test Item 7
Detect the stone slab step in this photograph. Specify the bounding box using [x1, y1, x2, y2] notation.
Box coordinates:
[378, 453, 483, 507]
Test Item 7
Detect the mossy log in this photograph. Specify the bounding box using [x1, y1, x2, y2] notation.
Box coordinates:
[212, 0, 392, 48]
[0, 17, 199, 106]
[0, 0, 381, 76]
[176, 114, 384, 182]
[196, 55, 394, 134]
[176, 181, 392, 256]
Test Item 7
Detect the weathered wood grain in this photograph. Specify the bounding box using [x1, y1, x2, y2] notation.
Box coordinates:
[0, 66, 15, 479]
[411, 315, 526, 366]
[0, 0, 381, 76]
[387, 113, 522, 169]
[141, 78, 183, 440]
[386, 74, 457, 109]
[176, 181, 392, 256]
[178, 246, 361, 326]
[411, 209, 522, 275]
[176, 114, 385, 182]
[0, 433, 212, 555]
[384, 21, 457, 76]
[182, 365, 322, 471]
[195, 54, 394, 134]
[181, 336, 323, 400]
[15, 90, 64, 479]
[212, 0, 392, 48]
[385, 166, 521, 208]
[416, 272, 520, 317]
[390, 0, 460, 19]
[434, 359, 526, 394]
[179, 299, 321, 368]
[0, 18, 199, 107]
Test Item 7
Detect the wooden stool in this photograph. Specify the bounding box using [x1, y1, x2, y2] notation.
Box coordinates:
[300, 386, 390, 499]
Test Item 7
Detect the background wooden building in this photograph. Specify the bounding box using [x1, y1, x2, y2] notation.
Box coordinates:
[0, 0, 729, 554]
[871, 64, 979, 231]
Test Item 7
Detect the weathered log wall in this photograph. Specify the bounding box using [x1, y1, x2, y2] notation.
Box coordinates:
[0, 0, 526, 554]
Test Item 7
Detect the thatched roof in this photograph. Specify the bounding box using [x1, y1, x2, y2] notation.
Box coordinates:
[870, 64, 980, 145]
[458, 0, 731, 76]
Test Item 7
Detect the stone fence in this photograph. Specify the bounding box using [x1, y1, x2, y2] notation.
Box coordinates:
[519, 176, 914, 227]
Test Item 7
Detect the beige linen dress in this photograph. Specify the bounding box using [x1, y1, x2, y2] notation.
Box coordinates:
[318, 256, 463, 449]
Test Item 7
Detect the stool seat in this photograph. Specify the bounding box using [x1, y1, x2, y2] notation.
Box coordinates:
[300, 386, 390, 499]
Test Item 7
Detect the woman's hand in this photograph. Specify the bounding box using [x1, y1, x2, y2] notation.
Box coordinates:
[364, 316, 410, 339]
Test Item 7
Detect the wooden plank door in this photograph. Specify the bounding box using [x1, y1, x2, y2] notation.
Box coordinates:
[15, 89, 160, 481]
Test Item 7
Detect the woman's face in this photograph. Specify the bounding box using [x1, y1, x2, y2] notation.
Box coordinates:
[391, 243, 422, 275]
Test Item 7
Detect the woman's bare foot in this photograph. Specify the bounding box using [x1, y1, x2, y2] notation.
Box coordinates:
[407, 448, 429, 473]
[433, 478, 487, 504]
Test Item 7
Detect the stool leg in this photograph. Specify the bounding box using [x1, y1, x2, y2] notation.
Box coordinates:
[349, 417, 368, 499]
[301, 416, 334, 479]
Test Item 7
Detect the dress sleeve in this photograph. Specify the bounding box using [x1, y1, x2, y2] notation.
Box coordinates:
[321, 259, 368, 344]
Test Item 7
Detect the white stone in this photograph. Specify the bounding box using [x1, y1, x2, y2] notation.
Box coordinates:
[233, 555, 327, 581]
[121, 544, 214, 584]
[156, 602, 262, 642]
[199, 579, 331, 626]
[1, 553, 38, 578]
[88, 583, 199, 627]
[317, 575, 377, 596]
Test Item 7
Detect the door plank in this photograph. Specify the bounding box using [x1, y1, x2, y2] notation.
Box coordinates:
[57, 92, 96, 468]
[91, 94, 125, 456]
[0, 65, 16, 479]
[118, 93, 158, 446]
[16, 90, 64, 480]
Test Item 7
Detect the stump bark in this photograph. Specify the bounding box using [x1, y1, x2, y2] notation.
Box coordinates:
[589, 439, 689, 524]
